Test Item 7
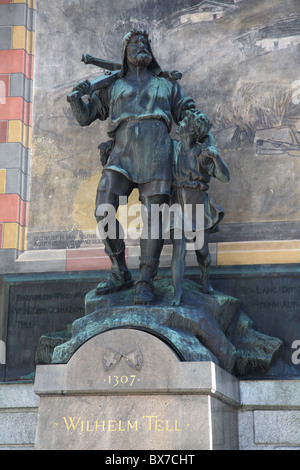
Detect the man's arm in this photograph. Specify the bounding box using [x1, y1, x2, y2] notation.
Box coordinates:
[69, 79, 108, 126]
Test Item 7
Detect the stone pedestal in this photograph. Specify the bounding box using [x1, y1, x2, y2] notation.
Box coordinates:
[37, 278, 283, 378]
[34, 329, 239, 450]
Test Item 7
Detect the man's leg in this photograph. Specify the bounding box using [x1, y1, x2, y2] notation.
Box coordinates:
[195, 229, 214, 294]
[134, 194, 169, 304]
[95, 189, 132, 295]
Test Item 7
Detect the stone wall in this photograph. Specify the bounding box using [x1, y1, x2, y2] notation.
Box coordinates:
[1, 379, 300, 450]
[1, 0, 300, 275]
[239, 380, 300, 450]
[0, 0, 35, 271]
[0, 383, 39, 450]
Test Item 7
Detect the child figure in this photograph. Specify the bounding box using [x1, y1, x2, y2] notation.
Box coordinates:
[170, 111, 230, 306]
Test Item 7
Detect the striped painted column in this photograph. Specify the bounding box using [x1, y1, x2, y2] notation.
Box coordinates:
[0, 0, 35, 255]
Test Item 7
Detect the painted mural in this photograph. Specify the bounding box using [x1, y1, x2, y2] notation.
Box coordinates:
[29, 0, 300, 248]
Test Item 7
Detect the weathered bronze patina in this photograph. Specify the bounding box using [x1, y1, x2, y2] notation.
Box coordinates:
[68, 29, 219, 304]
[39, 30, 284, 379]
[170, 111, 230, 305]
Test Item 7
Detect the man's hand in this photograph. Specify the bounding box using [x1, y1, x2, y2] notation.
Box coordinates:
[72, 79, 91, 96]
[81, 54, 93, 65]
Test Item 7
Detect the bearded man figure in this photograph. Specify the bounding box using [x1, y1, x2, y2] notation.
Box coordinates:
[68, 30, 210, 304]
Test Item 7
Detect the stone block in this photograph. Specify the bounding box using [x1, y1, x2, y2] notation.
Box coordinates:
[34, 329, 239, 450]
[9, 74, 33, 102]
[0, 4, 35, 30]
[238, 379, 300, 450]
[254, 410, 300, 446]
[238, 411, 255, 450]
[0, 412, 37, 446]
[0, 383, 39, 409]
[240, 380, 300, 409]
[0, 250, 19, 275]
[15, 249, 67, 273]
[0, 26, 12, 50]
[0, 383, 38, 450]
[0, 143, 30, 174]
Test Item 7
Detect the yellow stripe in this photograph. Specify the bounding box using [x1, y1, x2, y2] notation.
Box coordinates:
[217, 240, 300, 265]
[8, 120, 32, 149]
[13, 0, 36, 9]
[0, 170, 6, 194]
[2, 223, 26, 251]
[12, 26, 35, 55]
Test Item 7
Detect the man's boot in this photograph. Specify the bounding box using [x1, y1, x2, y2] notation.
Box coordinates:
[96, 241, 133, 295]
[134, 255, 159, 305]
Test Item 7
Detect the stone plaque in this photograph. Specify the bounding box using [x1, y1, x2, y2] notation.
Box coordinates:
[27, 230, 103, 250]
[210, 267, 300, 378]
[34, 329, 239, 450]
[1, 274, 99, 380]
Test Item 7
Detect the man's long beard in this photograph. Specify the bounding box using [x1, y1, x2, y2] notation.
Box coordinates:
[130, 52, 152, 67]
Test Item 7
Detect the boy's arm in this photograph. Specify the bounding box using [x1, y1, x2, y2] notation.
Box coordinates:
[200, 136, 230, 183]
[201, 130, 216, 148]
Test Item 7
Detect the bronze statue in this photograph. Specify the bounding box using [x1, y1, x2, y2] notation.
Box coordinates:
[68, 30, 219, 305]
[170, 111, 230, 306]
[46, 30, 284, 380]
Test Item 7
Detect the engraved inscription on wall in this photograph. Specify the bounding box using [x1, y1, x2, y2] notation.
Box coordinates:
[59, 415, 189, 434]
[212, 275, 300, 375]
[5, 281, 96, 379]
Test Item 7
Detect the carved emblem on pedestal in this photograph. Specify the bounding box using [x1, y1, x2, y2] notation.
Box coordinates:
[102, 347, 143, 371]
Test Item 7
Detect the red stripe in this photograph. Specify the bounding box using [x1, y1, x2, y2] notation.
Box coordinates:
[0, 0, 13, 4]
[0, 121, 8, 143]
[0, 50, 34, 80]
[66, 248, 114, 271]
[67, 248, 106, 258]
[0, 97, 32, 126]
[0, 194, 28, 225]
[0, 74, 10, 99]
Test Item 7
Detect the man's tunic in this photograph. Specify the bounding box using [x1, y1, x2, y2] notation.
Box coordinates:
[71, 73, 195, 194]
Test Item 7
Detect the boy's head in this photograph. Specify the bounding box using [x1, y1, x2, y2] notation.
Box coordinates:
[177, 111, 211, 142]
